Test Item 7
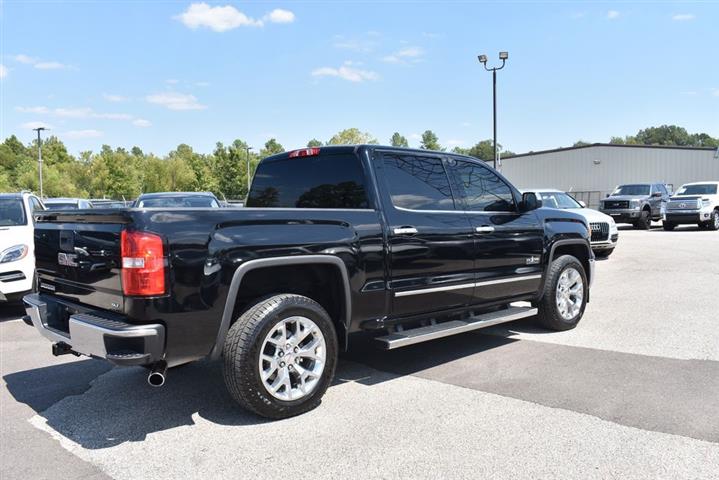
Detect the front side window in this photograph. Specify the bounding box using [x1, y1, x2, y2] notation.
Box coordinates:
[247, 152, 369, 209]
[382, 154, 455, 211]
[0, 199, 27, 226]
[451, 160, 515, 212]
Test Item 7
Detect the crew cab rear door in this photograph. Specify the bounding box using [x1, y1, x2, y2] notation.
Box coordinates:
[446, 158, 543, 303]
[375, 151, 475, 317]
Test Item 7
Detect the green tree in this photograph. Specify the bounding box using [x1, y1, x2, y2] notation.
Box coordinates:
[327, 128, 378, 145]
[390, 132, 409, 147]
[691, 133, 719, 148]
[420, 130, 442, 151]
[213, 140, 255, 199]
[634, 125, 691, 146]
[306, 138, 323, 148]
[573, 140, 591, 147]
[260, 138, 284, 158]
[452, 140, 513, 161]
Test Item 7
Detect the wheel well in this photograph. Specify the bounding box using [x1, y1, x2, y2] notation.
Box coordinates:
[230, 264, 347, 347]
[643, 204, 651, 212]
[552, 243, 591, 283]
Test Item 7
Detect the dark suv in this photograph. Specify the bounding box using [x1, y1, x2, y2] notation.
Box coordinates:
[599, 183, 670, 229]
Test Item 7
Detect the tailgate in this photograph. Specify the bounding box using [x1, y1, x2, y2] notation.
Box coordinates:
[34, 210, 132, 312]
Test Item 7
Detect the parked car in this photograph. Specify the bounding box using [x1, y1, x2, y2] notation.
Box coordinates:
[524, 189, 619, 258]
[44, 198, 93, 210]
[663, 182, 719, 231]
[0, 192, 44, 303]
[132, 192, 221, 208]
[598, 183, 670, 229]
[89, 199, 128, 209]
[24, 145, 595, 419]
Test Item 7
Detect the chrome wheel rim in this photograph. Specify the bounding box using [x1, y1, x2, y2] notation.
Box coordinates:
[714, 212, 719, 229]
[555, 267, 584, 321]
[259, 316, 326, 401]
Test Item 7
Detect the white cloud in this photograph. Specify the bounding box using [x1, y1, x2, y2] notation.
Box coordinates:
[0, 64, 6, 79]
[460, 121, 472, 127]
[54, 107, 94, 118]
[64, 129, 103, 139]
[94, 112, 133, 120]
[311, 64, 379, 83]
[672, 13, 695, 21]
[166, 79, 180, 84]
[333, 34, 380, 53]
[195, 81, 210, 87]
[175, 2, 263, 31]
[34, 61, 66, 70]
[15, 106, 50, 114]
[607, 10, 620, 19]
[21, 121, 53, 130]
[13, 54, 67, 70]
[103, 93, 127, 102]
[132, 118, 152, 127]
[146, 92, 207, 110]
[264, 9, 295, 24]
[382, 46, 424, 64]
[410, 133, 422, 140]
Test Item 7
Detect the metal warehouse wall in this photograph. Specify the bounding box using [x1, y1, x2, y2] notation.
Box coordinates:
[499, 145, 719, 208]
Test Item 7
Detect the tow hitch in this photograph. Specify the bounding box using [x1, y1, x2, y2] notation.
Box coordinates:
[52, 342, 80, 357]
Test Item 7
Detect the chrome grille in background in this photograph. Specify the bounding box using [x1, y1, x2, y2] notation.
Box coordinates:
[590, 222, 609, 242]
[602, 200, 629, 209]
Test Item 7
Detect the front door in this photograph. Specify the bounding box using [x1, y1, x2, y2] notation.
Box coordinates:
[446, 158, 544, 304]
[375, 151, 475, 318]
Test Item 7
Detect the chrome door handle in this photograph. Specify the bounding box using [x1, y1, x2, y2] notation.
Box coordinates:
[475, 226, 495, 234]
[393, 227, 418, 235]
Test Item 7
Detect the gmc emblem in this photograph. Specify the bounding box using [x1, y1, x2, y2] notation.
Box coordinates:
[58, 252, 79, 267]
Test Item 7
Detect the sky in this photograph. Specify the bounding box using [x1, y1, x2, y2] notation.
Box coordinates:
[1, 1, 718, 157]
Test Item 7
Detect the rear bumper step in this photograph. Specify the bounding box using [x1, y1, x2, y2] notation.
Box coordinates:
[375, 305, 537, 350]
[23, 293, 165, 366]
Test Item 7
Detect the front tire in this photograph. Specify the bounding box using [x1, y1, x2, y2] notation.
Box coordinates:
[708, 210, 719, 231]
[634, 209, 651, 230]
[222, 294, 338, 419]
[536, 255, 588, 331]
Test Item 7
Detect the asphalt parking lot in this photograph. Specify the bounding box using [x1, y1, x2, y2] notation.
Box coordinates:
[2, 226, 718, 480]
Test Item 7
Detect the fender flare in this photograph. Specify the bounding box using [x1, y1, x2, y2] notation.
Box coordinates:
[209, 255, 352, 360]
[543, 238, 595, 295]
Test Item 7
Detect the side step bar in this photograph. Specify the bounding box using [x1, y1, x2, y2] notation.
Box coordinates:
[375, 305, 537, 350]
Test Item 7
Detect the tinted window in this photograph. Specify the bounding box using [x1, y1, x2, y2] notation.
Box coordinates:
[0, 199, 27, 226]
[381, 154, 455, 211]
[137, 196, 219, 208]
[539, 192, 581, 209]
[612, 184, 650, 196]
[677, 184, 717, 195]
[45, 202, 77, 210]
[451, 160, 515, 212]
[247, 153, 369, 209]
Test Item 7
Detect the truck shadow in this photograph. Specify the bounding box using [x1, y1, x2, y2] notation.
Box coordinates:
[4, 331, 519, 450]
[0, 304, 25, 322]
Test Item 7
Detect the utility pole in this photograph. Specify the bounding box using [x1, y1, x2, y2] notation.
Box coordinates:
[245, 146, 253, 195]
[478, 52, 508, 170]
[32, 127, 48, 198]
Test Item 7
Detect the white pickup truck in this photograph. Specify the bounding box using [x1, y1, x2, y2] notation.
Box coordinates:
[663, 182, 719, 231]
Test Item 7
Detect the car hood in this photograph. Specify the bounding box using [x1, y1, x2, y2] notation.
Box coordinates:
[0, 224, 33, 251]
[562, 208, 614, 223]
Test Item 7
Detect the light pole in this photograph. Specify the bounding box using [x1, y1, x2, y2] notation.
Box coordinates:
[478, 51, 508, 170]
[245, 146, 253, 194]
[32, 127, 48, 198]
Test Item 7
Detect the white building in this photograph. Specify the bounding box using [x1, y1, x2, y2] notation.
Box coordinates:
[499, 143, 719, 208]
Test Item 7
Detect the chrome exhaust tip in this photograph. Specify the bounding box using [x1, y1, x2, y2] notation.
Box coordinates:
[147, 363, 167, 387]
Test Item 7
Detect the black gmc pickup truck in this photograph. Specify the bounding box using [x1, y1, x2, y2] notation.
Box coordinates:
[24, 145, 594, 418]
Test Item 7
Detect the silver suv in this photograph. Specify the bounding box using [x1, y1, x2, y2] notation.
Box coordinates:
[598, 183, 670, 230]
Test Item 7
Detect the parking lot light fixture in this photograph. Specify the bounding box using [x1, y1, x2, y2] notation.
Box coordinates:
[477, 51, 508, 170]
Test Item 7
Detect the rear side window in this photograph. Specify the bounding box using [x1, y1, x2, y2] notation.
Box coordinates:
[450, 160, 515, 212]
[247, 153, 369, 209]
[382, 154, 455, 211]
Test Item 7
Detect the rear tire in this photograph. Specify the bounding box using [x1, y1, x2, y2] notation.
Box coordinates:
[222, 294, 338, 419]
[536, 255, 588, 331]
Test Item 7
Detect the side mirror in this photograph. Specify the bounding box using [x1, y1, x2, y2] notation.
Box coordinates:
[578, 200, 587, 208]
[605, 193, 610, 198]
[520, 192, 542, 212]
[652, 191, 662, 198]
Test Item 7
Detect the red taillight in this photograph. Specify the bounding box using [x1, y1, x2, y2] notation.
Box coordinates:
[288, 147, 320, 158]
[121, 230, 165, 296]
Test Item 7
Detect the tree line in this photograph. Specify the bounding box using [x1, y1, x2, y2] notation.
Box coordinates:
[1, 125, 716, 200]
